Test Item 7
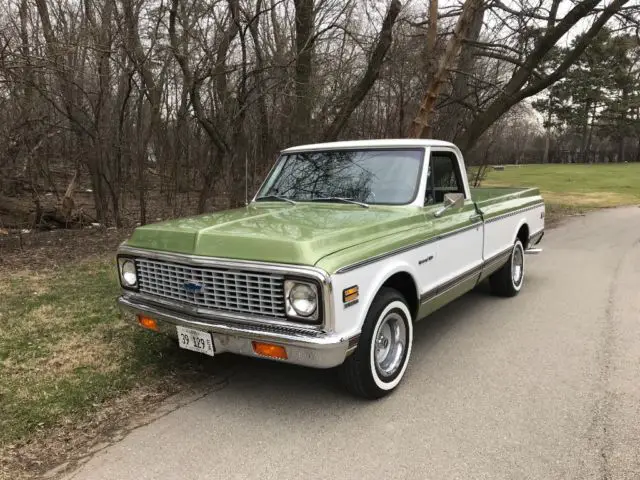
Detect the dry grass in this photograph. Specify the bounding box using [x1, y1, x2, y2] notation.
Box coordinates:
[42, 335, 122, 375]
[539, 191, 638, 208]
[0, 260, 215, 479]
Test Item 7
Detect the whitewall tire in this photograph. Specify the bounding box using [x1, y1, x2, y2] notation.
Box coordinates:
[339, 288, 413, 399]
[490, 239, 525, 297]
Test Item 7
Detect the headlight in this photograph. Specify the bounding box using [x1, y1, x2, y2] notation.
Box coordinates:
[285, 280, 318, 321]
[118, 258, 138, 288]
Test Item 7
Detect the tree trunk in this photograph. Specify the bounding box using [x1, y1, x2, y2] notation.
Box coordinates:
[586, 102, 596, 162]
[408, 0, 484, 139]
[542, 95, 552, 164]
[617, 86, 628, 162]
[247, 1, 271, 157]
[427, 0, 438, 52]
[434, 5, 485, 141]
[579, 100, 591, 163]
[292, 0, 315, 143]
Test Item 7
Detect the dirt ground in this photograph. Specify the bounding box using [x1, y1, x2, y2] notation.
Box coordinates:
[1, 376, 216, 480]
[0, 227, 133, 272]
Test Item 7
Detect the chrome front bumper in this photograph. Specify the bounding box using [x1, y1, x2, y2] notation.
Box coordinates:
[118, 296, 350, 369]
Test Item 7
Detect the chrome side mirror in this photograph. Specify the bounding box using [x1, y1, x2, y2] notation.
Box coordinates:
[434, 193, 465, 217]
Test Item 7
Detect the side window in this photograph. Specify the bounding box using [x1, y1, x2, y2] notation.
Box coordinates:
[425, 152, 464, 205]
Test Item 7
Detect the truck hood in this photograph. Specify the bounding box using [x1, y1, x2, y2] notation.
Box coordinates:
[125, 203, 424, 267]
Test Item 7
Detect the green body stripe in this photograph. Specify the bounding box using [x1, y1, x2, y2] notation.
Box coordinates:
[124, 187, 542, 274]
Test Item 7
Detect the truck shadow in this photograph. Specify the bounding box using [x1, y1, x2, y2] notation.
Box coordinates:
[185, 279, 503, 406]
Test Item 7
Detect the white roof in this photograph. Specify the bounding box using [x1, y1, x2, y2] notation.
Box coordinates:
[281, 139, 457, 153]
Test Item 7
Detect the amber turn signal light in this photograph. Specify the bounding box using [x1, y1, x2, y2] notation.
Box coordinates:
[138, 315, 159, 331]
[343, 285, 359, 303]
[252, 341, 288, 360]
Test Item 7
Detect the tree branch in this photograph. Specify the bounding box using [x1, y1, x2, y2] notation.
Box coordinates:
[322, 0, 402, 141]
[168, 0, 228, 153]
[490, 0, 549, 21]
[455, 0, 630, 153]
[518, 0, 631, 100]
[474, 51, 543, 79]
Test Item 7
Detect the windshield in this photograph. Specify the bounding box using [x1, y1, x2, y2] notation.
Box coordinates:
[256, 149, 424, 205]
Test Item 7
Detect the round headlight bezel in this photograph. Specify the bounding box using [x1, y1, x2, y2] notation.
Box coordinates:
[119, 258, 138, 289]
[284, 280, 319, 322]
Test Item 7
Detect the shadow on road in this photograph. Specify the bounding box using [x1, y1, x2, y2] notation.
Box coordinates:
[182, 280, 501, 406]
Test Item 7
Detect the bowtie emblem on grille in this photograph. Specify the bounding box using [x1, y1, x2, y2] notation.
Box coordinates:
[183, 281, 203, 293]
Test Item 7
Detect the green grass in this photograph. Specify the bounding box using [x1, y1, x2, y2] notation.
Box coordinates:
[0, 261, 205, 446]
[480, 163, 640, 217]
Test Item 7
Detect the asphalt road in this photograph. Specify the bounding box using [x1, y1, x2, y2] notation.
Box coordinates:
[65, 207, 640, 480]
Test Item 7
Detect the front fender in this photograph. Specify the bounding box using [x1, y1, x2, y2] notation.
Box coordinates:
[331, 259, 420, 337]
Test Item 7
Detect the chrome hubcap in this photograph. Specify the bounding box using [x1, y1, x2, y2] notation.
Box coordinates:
[512, 245, 524, 286]
[374, 312, 407, 377]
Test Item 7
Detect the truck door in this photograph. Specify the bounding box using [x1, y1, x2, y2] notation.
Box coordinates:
[419, 149, 484, 314]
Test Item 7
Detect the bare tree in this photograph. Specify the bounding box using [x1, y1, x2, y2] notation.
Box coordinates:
[1, 0, 637, 230]
[455, 0, 631, 153]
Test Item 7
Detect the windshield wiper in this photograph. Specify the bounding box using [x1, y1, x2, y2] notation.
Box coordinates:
[255, 195, 297, 205]
[310, 197, 369, 208]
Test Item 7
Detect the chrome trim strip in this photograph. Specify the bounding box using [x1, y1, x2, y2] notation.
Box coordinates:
[251, 156, 282, 203]
[528, 229, 544, 246]
[482, 246, 512, 270]
[118, 246, 331, 280]
[118, 297, 340, 347]
[420, 264, 483, 304]
[484, 202, 544, 224]
[118, 297, 349, 369]
[282, 144, 429, 153]
[347, 334, 360, 353]
[482, 254, 511, 272]
[124, 291, 323, 334]
[335, 221, 483, 274]
[419, 245, 513, 305]
[336, 202, 543, 275]
[479, 250, 511, 279]
[117, 246, 335, 332]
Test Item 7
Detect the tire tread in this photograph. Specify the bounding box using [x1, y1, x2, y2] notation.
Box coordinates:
[489, 240, 523, 297]
[338, 287, 409, 399]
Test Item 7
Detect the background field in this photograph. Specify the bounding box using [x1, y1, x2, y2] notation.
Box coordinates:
[481, 163, 640, 221]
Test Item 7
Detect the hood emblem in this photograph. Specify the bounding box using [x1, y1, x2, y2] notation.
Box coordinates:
[183, 282, 203, 293]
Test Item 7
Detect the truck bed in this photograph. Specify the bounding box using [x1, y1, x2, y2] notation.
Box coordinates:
[471, 187, 541, 208]
[471, 187, 543, 223]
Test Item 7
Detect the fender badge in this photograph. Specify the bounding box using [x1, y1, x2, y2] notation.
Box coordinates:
[419, 254, 434, 265]
[183, 282, 203, 293]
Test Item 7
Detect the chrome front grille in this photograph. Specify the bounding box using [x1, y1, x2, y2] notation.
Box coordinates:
[135, 258, 285, 318]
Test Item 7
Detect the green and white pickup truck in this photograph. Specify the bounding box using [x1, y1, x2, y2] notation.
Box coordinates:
[117, 139, 544, 398]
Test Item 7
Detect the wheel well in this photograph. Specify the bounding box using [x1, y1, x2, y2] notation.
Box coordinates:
[381, 272, 419, 319]
[517, 223, 529, 249]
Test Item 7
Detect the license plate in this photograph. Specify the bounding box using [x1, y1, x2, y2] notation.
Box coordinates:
[176, 326, 215, 357]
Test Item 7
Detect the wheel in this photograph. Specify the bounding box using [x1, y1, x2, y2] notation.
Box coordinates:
[490, 239, 525, 297]
[339, 287, 413, 399]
